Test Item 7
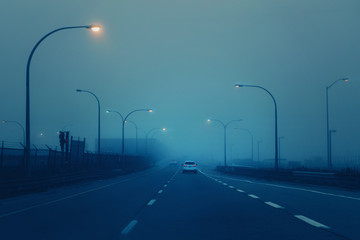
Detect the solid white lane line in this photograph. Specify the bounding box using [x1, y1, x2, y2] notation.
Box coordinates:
[158, 190, 163, 194]
[147, 199, 156, 206]
[265, 201, 284, 209]
[229, 186, 235, 189]
[248, 194, 259, 199]
[121, 220, 138, 235]
[265, 183, 360, 201]
[294, 215, 330, 229]
[223, 183, 228, 186]
[0, 177, 136, 219]
[237, 189, 245, 193]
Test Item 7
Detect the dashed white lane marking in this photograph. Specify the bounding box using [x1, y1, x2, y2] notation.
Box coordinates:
[147, 199, 156, 206]
[248, 194, 259, 199]
[265, 201, 284, 209]
[237, 189, 245, 193]
[164, 184, 168, 187]
[223, 183, 228, 186]
[218, 181, 223, 183]
[121, 220, 138, 235]
[158, 190, 163, 194]
[294, 215, 330, 229]
[0, 177, 136, 219]
[229, 186, 235, 189]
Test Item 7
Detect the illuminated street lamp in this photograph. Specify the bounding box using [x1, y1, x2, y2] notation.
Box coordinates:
[207, 119, 242, 167]
[145, 128, 166, 155]
[107, 109, 152, 155]
[76, 89, 101, 155]
[2, 120, 25, 145]
[326, 78, 348, 169]
[235, 84, 279, 170]
[25, 24, 101, 171]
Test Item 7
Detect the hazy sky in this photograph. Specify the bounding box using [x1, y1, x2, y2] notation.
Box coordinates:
[1, 0, 360, 167]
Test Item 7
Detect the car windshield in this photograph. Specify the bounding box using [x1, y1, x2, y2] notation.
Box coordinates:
[1, 1, 360, 240]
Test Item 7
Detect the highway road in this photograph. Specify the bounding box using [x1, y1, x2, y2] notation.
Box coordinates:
[0, 164, 359, 239]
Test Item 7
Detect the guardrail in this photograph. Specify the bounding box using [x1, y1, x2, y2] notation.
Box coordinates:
[216, 166, 360, 189]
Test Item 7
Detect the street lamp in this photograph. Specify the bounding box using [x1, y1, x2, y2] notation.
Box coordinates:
[2, 120, 25, 145]
[234, 128, 254, 161]
[76, 89, 101, 155]
[278, 136, 284, 166]
[125, 120, 139, 154]
[25, 24, 101, 172]
[107, 109, 152, 155]
[145, 128, 166, 155]
[207, 119, 242, 167]
[326, 78, 348, 169]
[257, 140, 262, 162]
[235, 84, 279, 170]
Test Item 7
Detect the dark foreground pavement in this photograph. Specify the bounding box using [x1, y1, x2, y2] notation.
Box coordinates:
[0, 164, 359, 239]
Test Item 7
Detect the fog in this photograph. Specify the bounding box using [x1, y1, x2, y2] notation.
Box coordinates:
[1, 0, 360, 168]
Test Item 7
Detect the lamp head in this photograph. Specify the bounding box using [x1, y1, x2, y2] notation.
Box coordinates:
[76, 89, 83, 92]
[207, 119, 211, 123]
[234, 84, 243, 88]
[162, 128, 166, 131]
[148, 109, 153, 113]
[90, 24, 101, 32]
[105, 110, 111, 113]
[1, 120, 6, 124]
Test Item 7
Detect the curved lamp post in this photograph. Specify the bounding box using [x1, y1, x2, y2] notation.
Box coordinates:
[25, 24, 101, 170]
[107, 109, 152, 155]
[235, 84, 279, 170]
[326, 78, 348, 169]
[2, 120, 25, 145]
[145, 128, 166, 155]
[207, 119, 242, 167]
[234, 128, 254, 161]
[76, 89, 101, 155]
[125, 120, 139, 154]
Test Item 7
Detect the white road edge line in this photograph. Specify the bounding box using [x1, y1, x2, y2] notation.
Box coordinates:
[121, 220, 138, 235]
[294, 215, 330, 229]
[158, 190, 163, 194]
[265, 201, 284, 209]
[147, 199, 156, 206]
[248, 194, 260, 199]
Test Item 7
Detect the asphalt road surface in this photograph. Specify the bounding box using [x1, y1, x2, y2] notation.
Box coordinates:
[0, 164, 359, 240]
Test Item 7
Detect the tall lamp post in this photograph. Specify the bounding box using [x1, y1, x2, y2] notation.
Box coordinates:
[105, 110, 124, 153]
[278, 136, 284, 165]
[207, 119, 242, 167]
[2, 120, 25, 145]
[145, 128, 166, 155]
[107, 109, 152, 155]
[234, 128, 254, 161]
[125, 120, 139, 154]
[235, 84, 279, 170]
[76, 89, 101, 155]
[257, 140, 262, 162]
[25, 24, 101, 171]
[326, 78, 348, 169]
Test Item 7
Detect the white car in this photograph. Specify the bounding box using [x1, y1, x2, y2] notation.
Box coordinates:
[182, 161, 197, 174]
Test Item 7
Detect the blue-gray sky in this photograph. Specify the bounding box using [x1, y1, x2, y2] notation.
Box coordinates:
[1, 0, 360, 167]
